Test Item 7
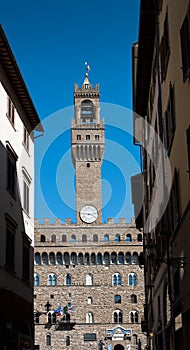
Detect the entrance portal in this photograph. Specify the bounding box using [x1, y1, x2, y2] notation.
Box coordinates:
[114, 345, 124, 350]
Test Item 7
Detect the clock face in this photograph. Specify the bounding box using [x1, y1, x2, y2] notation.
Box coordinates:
[80, 205, 98, 223]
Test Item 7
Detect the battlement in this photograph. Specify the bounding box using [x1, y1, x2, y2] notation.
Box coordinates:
[74, 83, 100, 91]
[72, 119, 104, 129]
[34, 217, 136, 227]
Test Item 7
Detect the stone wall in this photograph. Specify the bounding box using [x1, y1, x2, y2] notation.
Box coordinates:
[34, 219, 146, 350]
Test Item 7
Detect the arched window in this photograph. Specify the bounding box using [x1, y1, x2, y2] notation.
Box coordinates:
[48, 274, 57, 286]
[130, 310, 138, 323]
[71, 252, 77, 265]
[49, 252, 55, 265]
[126, 252, 131, 264]
[66, 335, 70, 346]
[93, 234, 98, 242]
[46, 334, 51, 346]
[78, 253, 83, 265]
[71, 234, 76, 242]
[112, 273, 122, 286]
[82, 234, 87, 242]
[40, 234, 46, 242]
[48, 312, 52, 324]
[126, 234, 132, 242]
[115, 234, 120, 242]
[111, 252, 117, 264]
[104, 252, 110, 265]
[131, 294, 137, 303]
[114, 295, 121, 303]
[62, 234, 67, 242]
[86, 274, 93, 285]
[132, 252, 139, 264]
[57, 252, 63, 265]
[86, 311, 94, 323]
[137, 233, 142, 242]
[52, 274, 57, 286]
[133, 334, 138, 344]
[35, 252, 41, 265]
[34, 312, 40, 324]
[42, 252, 48, 265]
[91, 253, 96, 264]
[118, 252, 124, 264]
[128, 273, 138, 286]
[97, 253, 102, 265]
[66, 274, 71, 286]
[81, 100, 94, 123]
[34, 273, 39, 286]
[113, 310, 123, 323]
[104, 234, 109, 242]
[84, 253, 90, 265]
[64, 252, 70, 265]
[88, 296, 92, 304]
[51, 234, 56, 242]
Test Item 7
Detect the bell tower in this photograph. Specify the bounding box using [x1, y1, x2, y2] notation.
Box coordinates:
[71, 64, 104, 225]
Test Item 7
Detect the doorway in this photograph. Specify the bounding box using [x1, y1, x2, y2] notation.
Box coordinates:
[114, 345, 124, 350]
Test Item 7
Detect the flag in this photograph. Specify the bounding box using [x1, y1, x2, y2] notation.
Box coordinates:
[54, 305, 63, 316]
[68, 305, 75, 314]
[63, 305, 68, 314]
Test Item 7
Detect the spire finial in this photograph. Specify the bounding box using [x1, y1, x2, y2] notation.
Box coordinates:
[83, 62, 91, 84]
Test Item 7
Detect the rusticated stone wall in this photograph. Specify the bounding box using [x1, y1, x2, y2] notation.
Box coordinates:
[34, 218, 146, 350]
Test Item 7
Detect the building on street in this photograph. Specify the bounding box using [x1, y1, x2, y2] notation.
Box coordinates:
[132, 0, 190, 349]
[0, 25, 43, 350]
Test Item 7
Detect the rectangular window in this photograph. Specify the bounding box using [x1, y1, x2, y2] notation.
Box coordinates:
[171, 170, 179, 231]
[95, 135, 99, 141]
[180, 13, 190, 82]
[5, 215, 17, 271]
[7, 96, 15, 126]
[22, 233, 31, 282]
[23, 127, 29, 152]
[160, 13, 170, 81]
[86, 135, 90, 140]
[7, 147, 17, 196]
[77, 134, 81, 140]
[23, 180, 30, 214]
[164, 83, 175, 154]
[22, 168, 32, 216]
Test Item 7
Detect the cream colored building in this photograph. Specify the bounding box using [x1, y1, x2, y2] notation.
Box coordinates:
[133, 1, 190, 349]
[34, 72, 146, 350]
[0, 25, 43, 349]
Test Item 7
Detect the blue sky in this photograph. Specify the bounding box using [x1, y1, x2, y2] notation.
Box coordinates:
[0, 0, 141, 223]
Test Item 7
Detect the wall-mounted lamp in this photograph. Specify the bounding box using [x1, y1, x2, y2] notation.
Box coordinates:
[145, 242, 186, 268]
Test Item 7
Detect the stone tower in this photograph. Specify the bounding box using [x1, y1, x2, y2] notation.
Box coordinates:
[71, 65, 104, 224]
[34, 66, 146, 350]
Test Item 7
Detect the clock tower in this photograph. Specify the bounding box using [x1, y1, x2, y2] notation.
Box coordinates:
[71, 65, 104, 224]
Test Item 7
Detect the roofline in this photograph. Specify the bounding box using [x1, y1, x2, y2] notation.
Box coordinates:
[0, 24, 43, 132]
[133, 0, 156, 118]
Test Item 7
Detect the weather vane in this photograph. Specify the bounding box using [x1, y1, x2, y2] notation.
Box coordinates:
[84, 61, 91, 77]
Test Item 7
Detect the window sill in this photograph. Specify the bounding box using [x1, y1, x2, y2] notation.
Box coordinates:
[23, 208, 30, 218]
[22, 142, 30, 156]
[6, 113, 16, 130]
